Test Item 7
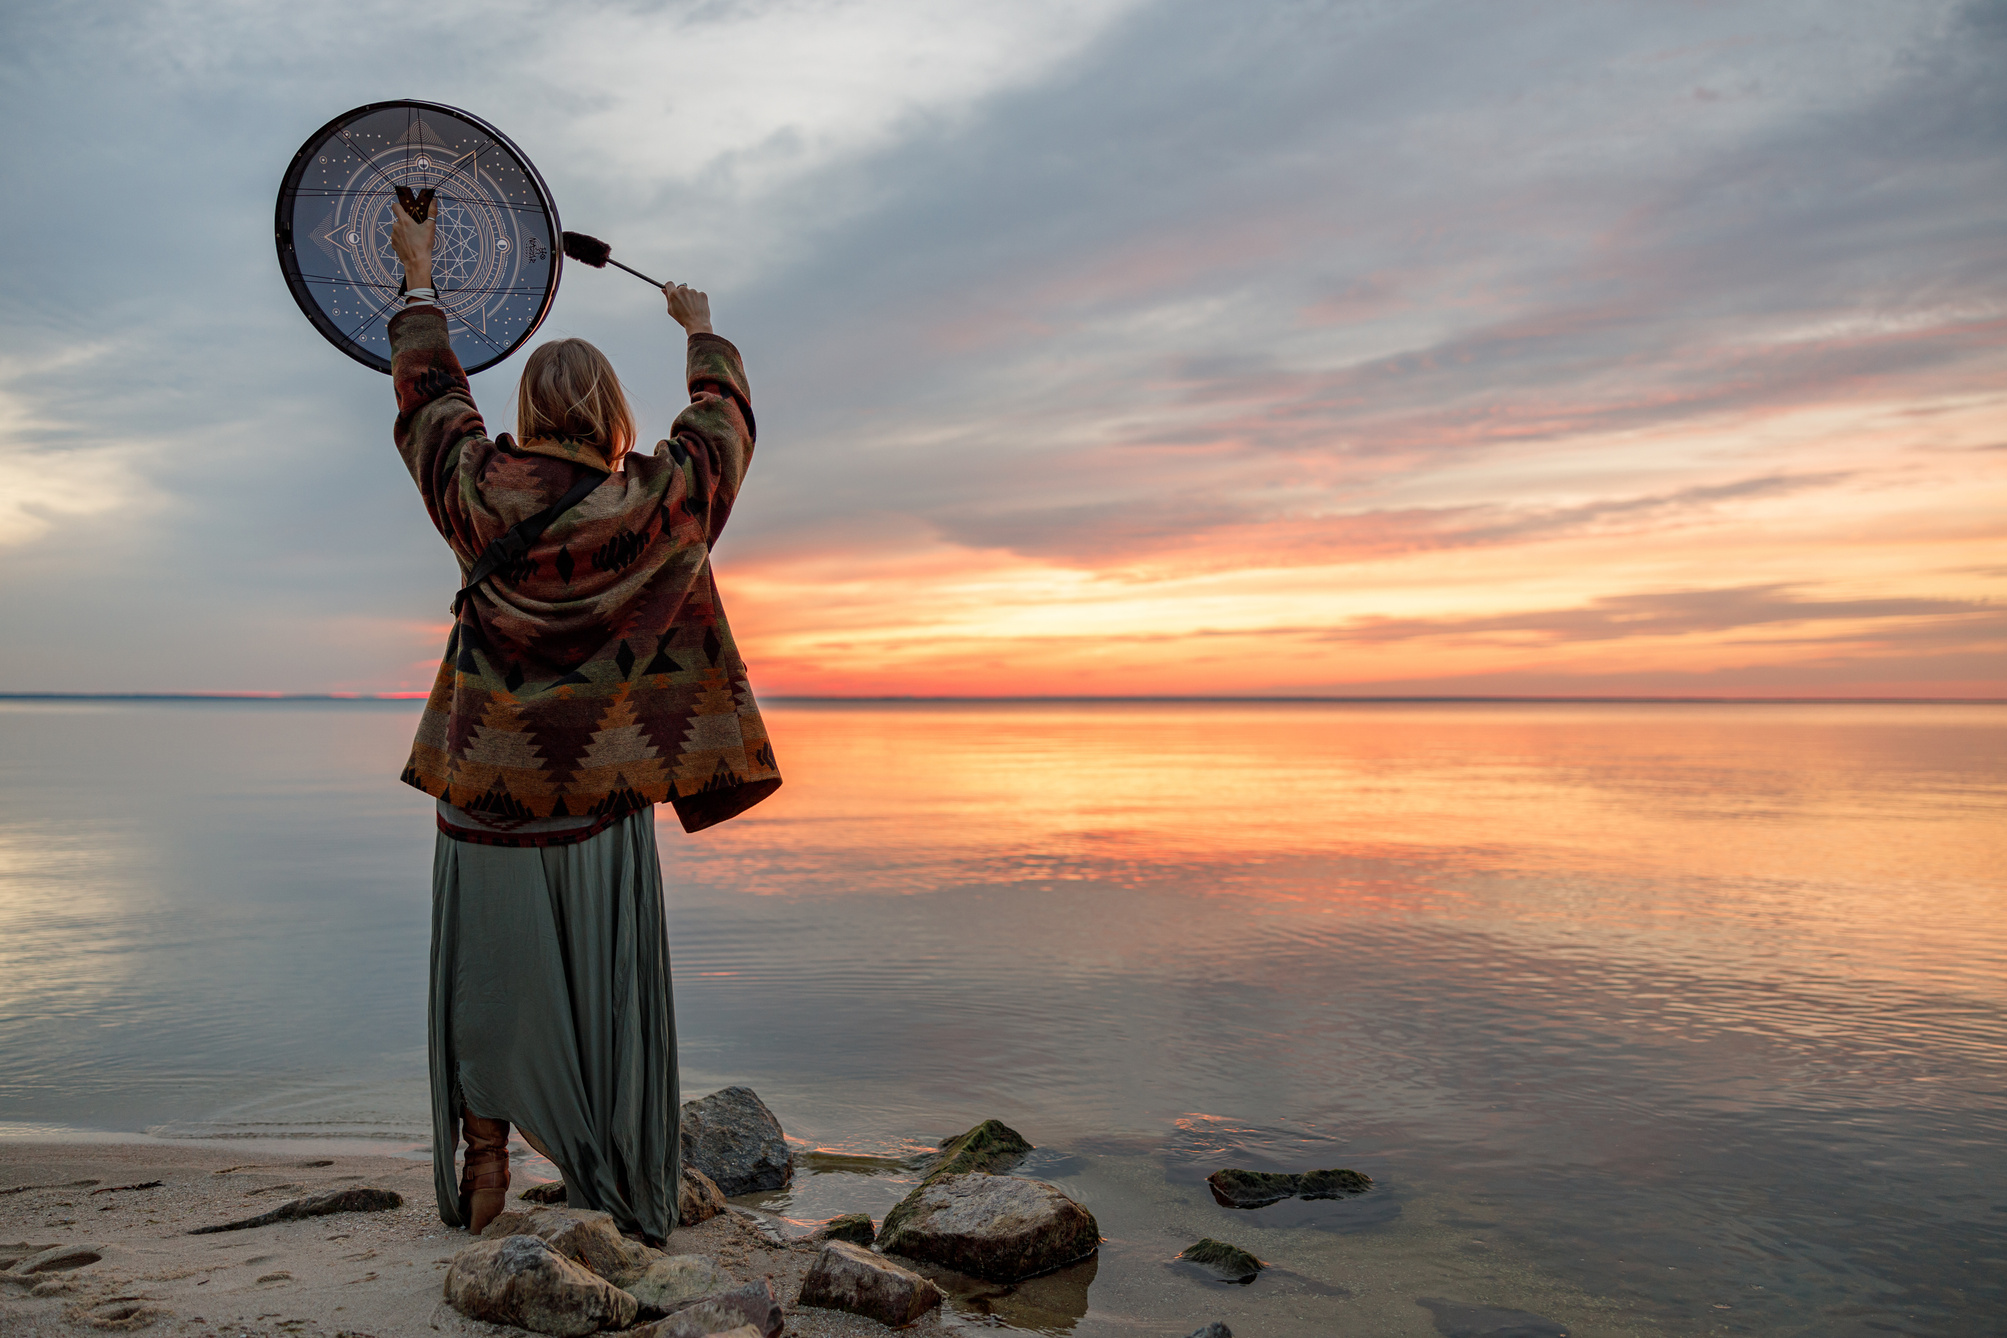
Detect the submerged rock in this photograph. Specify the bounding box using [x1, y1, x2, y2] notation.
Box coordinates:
[188, 1187, 402, 1235]
[806, 1212, 876, 1246]
[624, 1254, 735, 1318]
[444, 1234, 637, 1336]
[680, 1088, 793, 1196]
[920, 1119, 1033, 1184]
[878, 1171, 1099, 1283]
[797, 1239, 942, 1327]
[1206, 1166, 1371, 1208]
[678, 1166, 729, 1226]
[1297, 1167, 1373, 1199]
[629, 1280, 782, 1338]
[480, 1206, 660, 1287]
[1178, 1238, 1262, 1283]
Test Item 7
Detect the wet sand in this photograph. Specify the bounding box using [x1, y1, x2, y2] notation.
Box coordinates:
[0, 1141, 956, 1338]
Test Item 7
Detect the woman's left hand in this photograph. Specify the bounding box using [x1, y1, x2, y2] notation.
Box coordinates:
[392, 196, 436, 290]
[663, 283, 713, 335]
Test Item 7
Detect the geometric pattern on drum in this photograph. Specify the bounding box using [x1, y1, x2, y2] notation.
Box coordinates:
[388, 305, 779, 833]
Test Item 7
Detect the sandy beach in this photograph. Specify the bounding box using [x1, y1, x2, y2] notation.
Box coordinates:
[0, 1142, 957, 1338]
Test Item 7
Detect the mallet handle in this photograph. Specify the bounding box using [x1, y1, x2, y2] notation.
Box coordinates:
[606, 257, 666, 289]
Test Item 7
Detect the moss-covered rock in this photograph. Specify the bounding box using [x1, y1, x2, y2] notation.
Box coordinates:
[1297, 1167, 1372, 1199]
[922, 1119, 1033, 1184]
[1178, 1238, 1262, 1283]
[1205, 1166, 1372, 1208]
[1203, 1169, 1299, 1208]
[879, 1118, 1038, 1243]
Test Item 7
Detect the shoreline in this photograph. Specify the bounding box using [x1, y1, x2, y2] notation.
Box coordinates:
[0, 1139, 948, 1338]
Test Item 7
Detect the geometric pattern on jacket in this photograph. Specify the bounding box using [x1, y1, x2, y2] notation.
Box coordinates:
[388, 306, 780, 833]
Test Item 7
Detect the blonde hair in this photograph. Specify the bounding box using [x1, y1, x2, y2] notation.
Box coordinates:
[516, 338, 636, 460]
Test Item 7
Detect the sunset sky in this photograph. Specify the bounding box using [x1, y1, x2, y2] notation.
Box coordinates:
[2, 0, 2001, 697]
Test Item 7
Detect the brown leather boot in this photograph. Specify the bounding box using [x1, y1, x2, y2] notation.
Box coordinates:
[459, 1109, 512, 1234]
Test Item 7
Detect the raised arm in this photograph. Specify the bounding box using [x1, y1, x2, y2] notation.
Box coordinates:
[388, 197, 487, 553]
[659, 282, 756, 545]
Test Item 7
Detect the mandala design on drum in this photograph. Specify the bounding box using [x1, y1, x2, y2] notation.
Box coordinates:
[275, 102, 561, 375]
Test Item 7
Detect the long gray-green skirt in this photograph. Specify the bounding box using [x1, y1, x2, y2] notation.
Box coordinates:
[428, 807, 680, 1240]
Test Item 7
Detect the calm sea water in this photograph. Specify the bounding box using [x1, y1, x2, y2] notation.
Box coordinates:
[0, 699, 2002, 1336]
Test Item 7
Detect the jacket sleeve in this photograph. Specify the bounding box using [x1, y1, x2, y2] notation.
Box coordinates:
[388, 306, 488, 558]
[661, 333, 756, 546]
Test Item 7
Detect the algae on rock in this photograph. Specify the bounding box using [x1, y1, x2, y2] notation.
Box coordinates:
[1178, 1237, 1263, 1283]
[881, 1117, 1036, 1242]
[1205, 1166, 1372, 1208]
[1297, 1167, 1372, 1199]
[921, 1118, 1033, 1184]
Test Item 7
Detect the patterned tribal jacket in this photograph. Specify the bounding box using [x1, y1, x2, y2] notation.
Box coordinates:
[388, 306, 780, 832]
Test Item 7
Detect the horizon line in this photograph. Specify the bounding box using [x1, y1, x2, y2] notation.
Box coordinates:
[1, 692, 2001, 706]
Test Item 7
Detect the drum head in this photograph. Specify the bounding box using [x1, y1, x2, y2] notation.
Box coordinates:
[275, 101, 561, 375]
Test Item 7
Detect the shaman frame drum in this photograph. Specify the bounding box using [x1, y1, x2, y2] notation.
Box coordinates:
[275, 100, 562, 375]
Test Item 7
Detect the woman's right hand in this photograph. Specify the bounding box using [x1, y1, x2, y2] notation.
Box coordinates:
[664, 283, 713, 336]
[392, 196, 436, 290]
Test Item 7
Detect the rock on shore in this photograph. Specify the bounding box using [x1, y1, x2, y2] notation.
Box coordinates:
[625, 1253, 734, 1318]
[681, 1088, 793, 1196]
[479, 1206, 660, 1287]
[877, 1172, 1099, 1283]
[629, 1279, 783, 1338]
[444, 1234, 638, 1336]
[797, 1240, 942, 1327]
[455, 1209, 791, 1336]
[678, 1166, 730, 1225]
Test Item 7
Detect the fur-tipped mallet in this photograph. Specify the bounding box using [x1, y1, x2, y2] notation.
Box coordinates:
[561, 232, 665, 289]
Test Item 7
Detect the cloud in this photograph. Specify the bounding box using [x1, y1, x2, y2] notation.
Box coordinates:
[0, 343, 157, 549]
[1312, 584, 2002, 648]
[0, 0, 2003, 693]
[929, 471, 1856, 569]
